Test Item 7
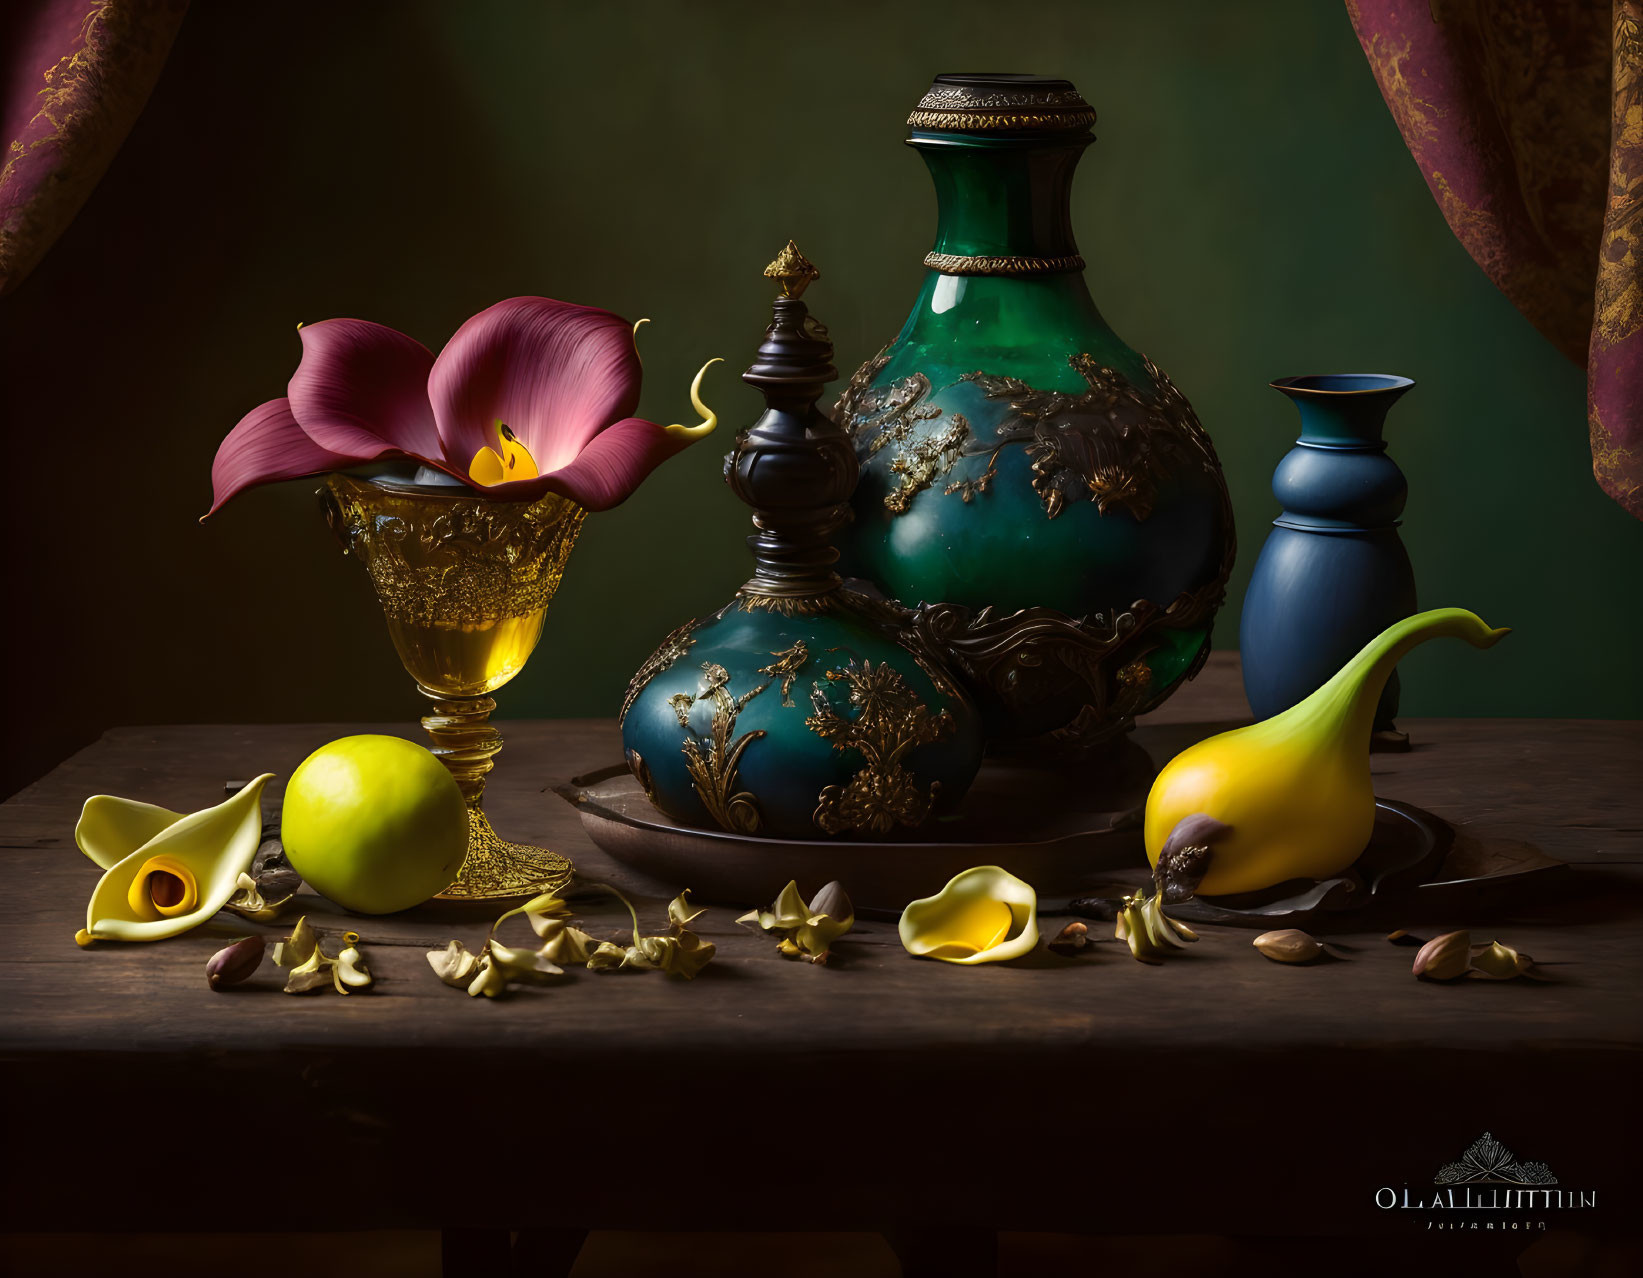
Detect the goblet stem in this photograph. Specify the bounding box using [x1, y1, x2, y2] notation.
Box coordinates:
[418, 686, 572, 901]
[419, 687, 503, 802]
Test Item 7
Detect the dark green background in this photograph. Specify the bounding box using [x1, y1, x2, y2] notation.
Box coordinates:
[4, 0, 1640, 799]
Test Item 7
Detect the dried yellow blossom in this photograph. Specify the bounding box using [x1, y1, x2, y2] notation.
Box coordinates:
[430, 883, 715, 995]
[534, 918, 600, 964]
[273, 916, 373, 994]
[739, 879, 853, 964]
[668, 888, 707, 930]
[1114, 889, 1197, 964]
[223, 870, 297, 923]
[587, 885, 715, 979]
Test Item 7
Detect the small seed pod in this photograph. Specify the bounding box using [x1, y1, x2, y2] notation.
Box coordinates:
[1253, 929, 1323, 964]
[808, 880, 853, 924]
[206, 934, 267, 990]
[1412, 929, 1471, 981]
[1047, 921, 1093, 957]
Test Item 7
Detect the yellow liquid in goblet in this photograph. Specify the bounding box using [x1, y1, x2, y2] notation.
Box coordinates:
[386, 608, 548, 697]
[322, 475, 584, 701]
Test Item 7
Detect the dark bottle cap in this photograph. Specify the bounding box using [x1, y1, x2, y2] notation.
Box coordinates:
[725, 242, 854, 605]
[908, 72, 1096, 135]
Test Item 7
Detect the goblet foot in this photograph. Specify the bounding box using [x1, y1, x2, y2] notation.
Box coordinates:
[435, 804, 574, 901]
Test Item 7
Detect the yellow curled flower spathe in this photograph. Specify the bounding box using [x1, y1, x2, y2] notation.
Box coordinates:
[898, 865, 1039, 965]
[74, 775, 273, 945]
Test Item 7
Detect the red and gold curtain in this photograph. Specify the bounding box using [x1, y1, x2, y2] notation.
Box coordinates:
[1, 0, 188, 296]
[1348, 0, 1643, 519]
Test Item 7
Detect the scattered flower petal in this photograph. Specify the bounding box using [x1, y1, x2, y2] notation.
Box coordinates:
[333, 933, 373, 990]
[586, 940, 646, 971]
[1115, 889, 1197, 963]
[899, 867, 1038, 965]
[432, 882, 714, 996]
[272, 915, 372, 995]
[272, 915, 319, 969]
[1468, 939, 1535, 981]
[467, 958, 512, 999]
[739, 880, 853, 964]
[738, 881, 810, 934]
[637, 930, 716, 979]
[490, 940, 564, 983]
[428, 940, 482, 987]
[224, 869, 297, 922]
[668, 889, 707, 931]
[535, 919, 600, 965]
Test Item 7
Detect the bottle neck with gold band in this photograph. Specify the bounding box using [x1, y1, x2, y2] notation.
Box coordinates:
[892, 73, 1150, 395]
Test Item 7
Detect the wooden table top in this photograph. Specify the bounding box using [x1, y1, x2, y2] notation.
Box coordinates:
[4, 655, 1640, 1242]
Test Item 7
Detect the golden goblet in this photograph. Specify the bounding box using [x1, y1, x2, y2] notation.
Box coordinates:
[321, 471, 585, 900]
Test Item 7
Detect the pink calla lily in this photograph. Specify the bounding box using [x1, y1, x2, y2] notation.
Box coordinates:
[206, 297, 719, 516]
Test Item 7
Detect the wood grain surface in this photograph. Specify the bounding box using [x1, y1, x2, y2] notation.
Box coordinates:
[3, 655, 1639, 1241]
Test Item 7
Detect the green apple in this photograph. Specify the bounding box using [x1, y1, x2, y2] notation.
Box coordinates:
[282, 734, 467, 914]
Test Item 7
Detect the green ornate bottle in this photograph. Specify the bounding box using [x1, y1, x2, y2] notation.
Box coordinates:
[835, 73, 1235, 747]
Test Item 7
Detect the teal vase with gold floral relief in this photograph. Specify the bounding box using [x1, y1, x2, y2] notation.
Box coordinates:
[834, 74, 1235, 748]
[621, 245, 984, 842]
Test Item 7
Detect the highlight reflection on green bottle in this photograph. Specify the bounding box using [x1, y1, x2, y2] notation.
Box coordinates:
[834, 74, 1235, 748]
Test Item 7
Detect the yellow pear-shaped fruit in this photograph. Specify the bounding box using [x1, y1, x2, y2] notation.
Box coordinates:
[1146, 609, 1508, 896]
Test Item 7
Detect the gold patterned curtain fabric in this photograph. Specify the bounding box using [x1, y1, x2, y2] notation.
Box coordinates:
[1348, 0, 1643, 519]
[1, 0, 188, 295]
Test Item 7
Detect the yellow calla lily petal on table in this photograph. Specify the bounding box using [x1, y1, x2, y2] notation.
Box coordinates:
[74, 794, 187, 870]
[898, 865, 1039, 965]
[74, 775, 274, 945]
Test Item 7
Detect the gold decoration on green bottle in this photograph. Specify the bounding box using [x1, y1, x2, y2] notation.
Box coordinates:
[757, 640, 809, 707]
[669, 662, 769, 834]
[808, 659, 954, 835]
[621, 618, 698, 726]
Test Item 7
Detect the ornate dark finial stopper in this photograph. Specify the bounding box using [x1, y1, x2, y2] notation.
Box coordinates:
[727, 244, 855, 609]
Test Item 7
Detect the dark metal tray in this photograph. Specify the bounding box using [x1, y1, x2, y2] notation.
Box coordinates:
[556, 754, 1570, 921]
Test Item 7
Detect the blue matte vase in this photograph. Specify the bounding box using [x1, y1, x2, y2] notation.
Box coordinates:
[1240, 374, 1417, 744]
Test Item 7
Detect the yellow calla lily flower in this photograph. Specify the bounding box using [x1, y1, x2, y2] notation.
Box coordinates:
[898, 865, 1039, 965]
[73, 775, 273, 945]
